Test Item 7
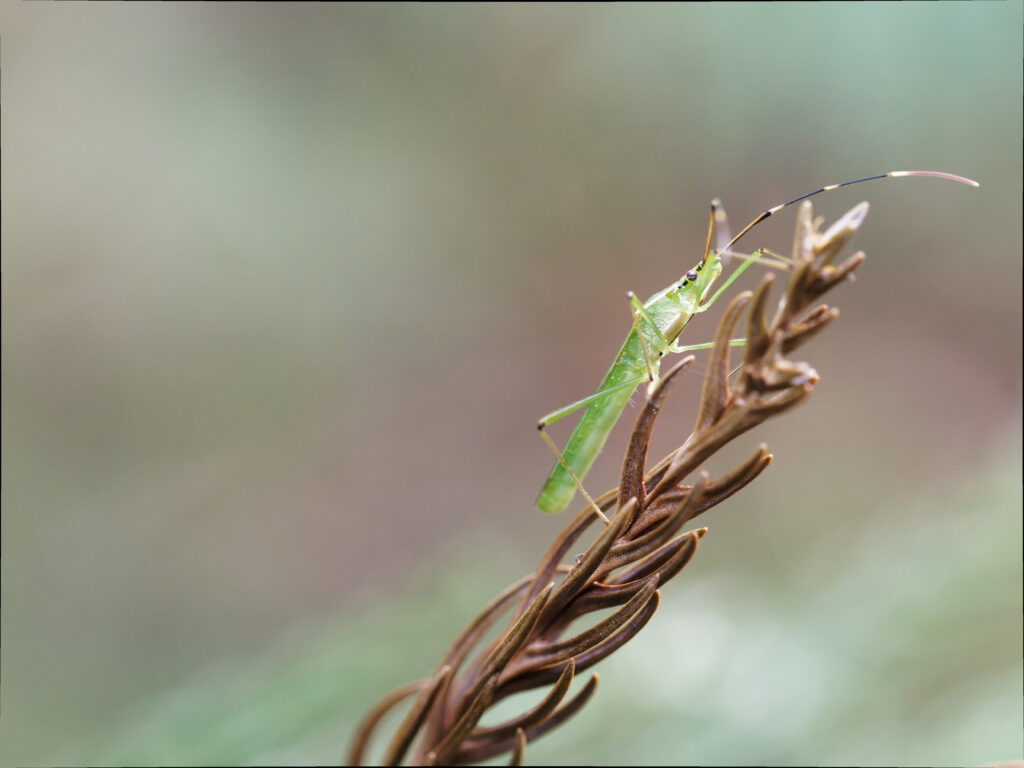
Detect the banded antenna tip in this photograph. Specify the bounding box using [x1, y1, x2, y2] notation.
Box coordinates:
[890, 171, 980, 187]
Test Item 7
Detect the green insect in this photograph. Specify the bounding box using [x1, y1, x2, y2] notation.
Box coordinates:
[536, 171, 979, 519]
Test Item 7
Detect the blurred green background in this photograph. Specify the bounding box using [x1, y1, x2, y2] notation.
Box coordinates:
[3, 4, 1020, 766]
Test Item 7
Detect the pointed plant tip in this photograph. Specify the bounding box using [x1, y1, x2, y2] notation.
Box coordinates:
[695, 527, 708, 538]
[843, 201, 869, 228]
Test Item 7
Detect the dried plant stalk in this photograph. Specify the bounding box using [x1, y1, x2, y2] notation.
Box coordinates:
[347, 200, 870, 766]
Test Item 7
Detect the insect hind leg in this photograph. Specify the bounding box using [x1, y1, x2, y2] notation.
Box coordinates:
[536, 424, 610, 525]
[536, 374, 648, 524]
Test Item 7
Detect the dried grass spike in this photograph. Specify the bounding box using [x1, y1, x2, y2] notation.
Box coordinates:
[351, 199, 877, 765]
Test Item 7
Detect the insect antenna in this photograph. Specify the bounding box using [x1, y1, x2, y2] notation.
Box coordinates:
[715, 170, 979, 261]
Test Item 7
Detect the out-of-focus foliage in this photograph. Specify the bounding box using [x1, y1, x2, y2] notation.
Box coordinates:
[3, 3, 1020, 766]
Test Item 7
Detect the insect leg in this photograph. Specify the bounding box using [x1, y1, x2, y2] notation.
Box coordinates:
[536, 428, 610, 524]
[627, 291, 673, 390]
[719, 247, 793, 272]
[670, 338, 747, 354]
[537, 376, 650, 427]
[537, 374, 650, 524]
[698, 248, 763, 313]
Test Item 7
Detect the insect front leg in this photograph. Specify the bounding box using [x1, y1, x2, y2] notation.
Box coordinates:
[698, 248, 763, 313]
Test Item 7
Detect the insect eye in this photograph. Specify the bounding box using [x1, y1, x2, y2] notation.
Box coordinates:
[685, 269, 698, 282]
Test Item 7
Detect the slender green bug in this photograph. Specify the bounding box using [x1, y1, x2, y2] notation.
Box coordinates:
[536, 171, 979, 519]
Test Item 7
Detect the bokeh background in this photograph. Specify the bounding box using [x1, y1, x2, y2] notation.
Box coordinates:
[3, 4, 1021, 766]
